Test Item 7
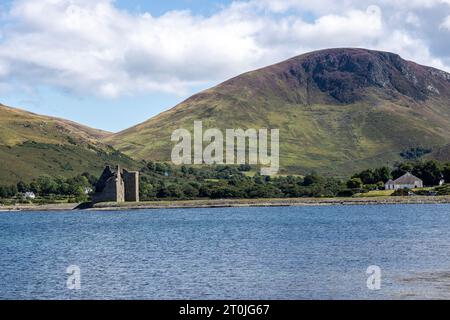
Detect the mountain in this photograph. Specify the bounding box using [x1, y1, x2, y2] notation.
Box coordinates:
[105, 48, 450, 176]
[0, 104, 139, 184]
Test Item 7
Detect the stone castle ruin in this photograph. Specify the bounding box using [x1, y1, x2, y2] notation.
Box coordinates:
[92, 165, 139, 203]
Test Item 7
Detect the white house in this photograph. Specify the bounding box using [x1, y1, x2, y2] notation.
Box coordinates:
[84, 187, 93, 195]
[23, 192, 36, 199]
[385, 172, 423, 190]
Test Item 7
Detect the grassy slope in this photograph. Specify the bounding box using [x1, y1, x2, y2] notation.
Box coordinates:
[0, 104, 140, 184]
[429, 143, 450, 162]
[0, 104, 110, 145]
[105, 88, 450, 177]
[105, 49, 450, 176]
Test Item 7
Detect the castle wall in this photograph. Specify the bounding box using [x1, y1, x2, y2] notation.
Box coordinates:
[92, 166, 139, 203]
[92, 177, 122, 203]
[116, 169, 125, 202]
[123, 170, 139, 202]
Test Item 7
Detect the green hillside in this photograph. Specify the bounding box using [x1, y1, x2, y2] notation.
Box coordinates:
[104, 48, 450, 176]
[0, 104, 139, 184]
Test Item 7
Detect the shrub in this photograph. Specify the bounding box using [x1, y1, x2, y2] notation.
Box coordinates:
[391, 189, 413, 197]
[435, 184, 450, 196]
[336, 189, 358, 197]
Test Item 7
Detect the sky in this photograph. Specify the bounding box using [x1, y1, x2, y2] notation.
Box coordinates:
[0, 0, 449, 132]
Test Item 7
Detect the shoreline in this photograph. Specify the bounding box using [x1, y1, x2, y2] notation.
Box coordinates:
[0, 203, 79, 212]
[1, 195, 450, 212]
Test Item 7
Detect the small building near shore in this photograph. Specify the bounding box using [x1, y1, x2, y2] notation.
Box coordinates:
[385, 172, 423, 190]
[92, 165, 139, 203]
[23, 192, 36, 200]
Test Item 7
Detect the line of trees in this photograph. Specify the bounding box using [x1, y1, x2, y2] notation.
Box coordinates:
[351, 160, 450, 187]
[0, 172, 97, 202]
[1, 160, 449, 202]
[138, 160, 450, 200]
[139, 169, 344, 200]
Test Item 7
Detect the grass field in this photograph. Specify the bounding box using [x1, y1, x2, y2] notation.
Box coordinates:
[356, 187, 435, 197]
[355, 190, 395, 197]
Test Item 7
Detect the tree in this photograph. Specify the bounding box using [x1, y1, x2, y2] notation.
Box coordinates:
[376, 181, 385, 190]
[199, 184, 212, 198]
[346, 178, 363, 189]
[154, 162, 166, 174]
[9, 185, 18, 197]
[392, 163, 413, 179]
[210, 186, 244, 199]
[157, 185, 170, 198]
[65, 176, 90, 196]
[279, 184, 302, 197]
[248, 184, 282, 198]
[146, 160, 156, 171]
[37, 176, 59, 195]
[238, 164, 251, 172]
[140, 183, 156, 200]
[0, 186, 7, 198]
[17, 181, 29, 193]
[400, 147, 432, 160]
[253, 174, 264, 185]
[30, 181, 41, 194]
[412, 161, 442, 186]
[182, 184, 199, 198]
[443, 164, 450, 184]
[373, 167, 392, 183]
[0, 185, 18, 198]
[58, 182, 71, 195]
[167, 184, 183, 198]
[303, 172, 324, 186]
[353, 169, 375, 184]
[323, 178, 346, 196]
[81, 172, 98, 186]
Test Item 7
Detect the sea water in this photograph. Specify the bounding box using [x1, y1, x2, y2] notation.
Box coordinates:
[1, 204, 450, 299]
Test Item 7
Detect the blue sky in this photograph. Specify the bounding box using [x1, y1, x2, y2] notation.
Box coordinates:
[115, 0, 232, 16]
[0, 0, 449, 132]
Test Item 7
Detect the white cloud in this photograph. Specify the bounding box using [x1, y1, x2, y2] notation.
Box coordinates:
[0, 0, 449, 99]
[441, 15, 450, 29]
[252, 0, 450, 14]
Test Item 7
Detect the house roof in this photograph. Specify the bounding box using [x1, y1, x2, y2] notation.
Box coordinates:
[393, 172, 422, 184]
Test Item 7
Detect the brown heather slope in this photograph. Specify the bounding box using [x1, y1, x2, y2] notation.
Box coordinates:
[0, 104, 138, 184]
[104, 48, 450, 176]
[0, 103, 110, 146]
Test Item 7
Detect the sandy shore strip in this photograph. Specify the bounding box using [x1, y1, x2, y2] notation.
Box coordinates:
[90, 196, 450, 210]
[0, 203, 79, 212]
[3, 196, 450, 212]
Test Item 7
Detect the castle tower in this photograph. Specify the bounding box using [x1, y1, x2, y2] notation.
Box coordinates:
[123, 169, 140, 202]
[115, 165, 125, 202]
[92, 165, 139, 203]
